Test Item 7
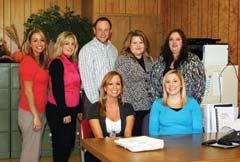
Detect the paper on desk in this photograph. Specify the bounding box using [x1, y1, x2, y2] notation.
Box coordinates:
[114, 136, 164, 152]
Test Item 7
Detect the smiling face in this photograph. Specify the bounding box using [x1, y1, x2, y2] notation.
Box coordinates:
[164, 73, 182, 96]
[62, 37, 76, 58]
[104, 75, 122, 99]
[29, 33, 46, 57]
[130, 36, 145, 59]
[169, 32, 183, 57]
[94, 20, 112, 44]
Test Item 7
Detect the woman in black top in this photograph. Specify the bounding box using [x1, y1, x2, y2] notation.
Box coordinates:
[86, 71, 135, 162]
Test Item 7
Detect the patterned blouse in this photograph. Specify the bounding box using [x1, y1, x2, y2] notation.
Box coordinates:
[115, 55, 153, 111]
[150, 52, 206, 103]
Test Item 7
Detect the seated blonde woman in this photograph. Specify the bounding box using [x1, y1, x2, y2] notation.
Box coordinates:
[86, 71, 135, 162]
[149, 69, 203, 136]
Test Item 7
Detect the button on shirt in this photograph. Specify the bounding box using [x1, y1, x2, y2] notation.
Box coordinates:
[78, 37, 118, 103]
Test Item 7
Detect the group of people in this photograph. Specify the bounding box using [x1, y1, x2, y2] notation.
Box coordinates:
[17, 16, 206, 162]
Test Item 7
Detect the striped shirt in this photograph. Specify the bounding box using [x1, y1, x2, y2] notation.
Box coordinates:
[78, 37, 118, 103]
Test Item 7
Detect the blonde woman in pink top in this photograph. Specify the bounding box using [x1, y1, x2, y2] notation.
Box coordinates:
[46, 31, 81, 162]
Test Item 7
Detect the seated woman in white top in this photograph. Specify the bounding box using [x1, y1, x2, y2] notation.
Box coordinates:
[86, 71, 135, 162]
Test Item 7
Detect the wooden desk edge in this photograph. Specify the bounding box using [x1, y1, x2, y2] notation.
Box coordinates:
[82, 138, 112, 162]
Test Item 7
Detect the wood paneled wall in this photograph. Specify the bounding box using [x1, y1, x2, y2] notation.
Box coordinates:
[0, 0, 82, 52]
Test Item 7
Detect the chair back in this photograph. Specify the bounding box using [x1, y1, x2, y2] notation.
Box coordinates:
[142, 113, 150, 135]
[80, 119, 92, 140]
[80, 119, 92, 162]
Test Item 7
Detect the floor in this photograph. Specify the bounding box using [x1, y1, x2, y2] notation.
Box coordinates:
[0, 155, 80, 162]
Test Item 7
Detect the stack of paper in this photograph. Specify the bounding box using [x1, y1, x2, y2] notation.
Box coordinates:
[114, 136, 164, 152]
[201, 104, 237, 132]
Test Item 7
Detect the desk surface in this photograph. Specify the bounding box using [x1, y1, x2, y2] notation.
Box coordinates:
[82, 133, 240, 162]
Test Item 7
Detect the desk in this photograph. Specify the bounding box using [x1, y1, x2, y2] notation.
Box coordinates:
[82, 133, 240, 162]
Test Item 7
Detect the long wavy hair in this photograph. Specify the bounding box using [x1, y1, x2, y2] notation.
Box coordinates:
[161, 29, 189, 69]
[99, 71, 125, 116]
[26, 29, 49, 69]
[162, 69, 187, 106]
[120, 30, 152, 61]
[51, 31, 79, 63]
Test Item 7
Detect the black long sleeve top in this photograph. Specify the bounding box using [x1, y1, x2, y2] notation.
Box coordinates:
[49, 59, 81, 117]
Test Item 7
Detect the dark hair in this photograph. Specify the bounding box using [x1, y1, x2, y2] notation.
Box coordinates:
[93, 17, 112, 29]
[161, 29, 189, 69]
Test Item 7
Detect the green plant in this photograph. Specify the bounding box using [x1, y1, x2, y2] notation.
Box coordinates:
[24, 5, 93, 49]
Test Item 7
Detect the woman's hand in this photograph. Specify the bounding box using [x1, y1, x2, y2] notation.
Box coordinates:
[63, 115, 71, 124]
[33, 116, 42, 131]
[77, 113, 83, 121]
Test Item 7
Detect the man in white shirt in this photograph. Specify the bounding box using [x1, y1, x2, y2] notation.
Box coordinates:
[78, 17, 118, 118]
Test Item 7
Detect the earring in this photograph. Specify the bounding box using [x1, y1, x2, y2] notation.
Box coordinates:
[118, 94, 122, 100]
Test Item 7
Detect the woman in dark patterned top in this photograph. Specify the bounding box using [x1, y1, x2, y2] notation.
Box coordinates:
[115, 30, 153, 136]
[150, 29, 206, 103]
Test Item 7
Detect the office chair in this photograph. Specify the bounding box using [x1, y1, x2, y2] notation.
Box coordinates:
[141, 113, 150, 136]
[80, 119, 92, 162]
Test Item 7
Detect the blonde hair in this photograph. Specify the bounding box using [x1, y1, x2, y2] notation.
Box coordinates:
[121, 30, 152, 61]
[162, 70, 187, 106]
[99, 71, 124, 116]
[51, 31, 79, 63]
[26, 29, 49, 69]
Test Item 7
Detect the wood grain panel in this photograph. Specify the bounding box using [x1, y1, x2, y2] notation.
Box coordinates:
[0, 0, 4, 38]
[11, 0, 25, 51]
[57, 0, 67, 10]
[189, 0, 199, 37]
[24, 0, 31, 22]
[166, 0, 171, 35]
[238, 0, 240, 109]
[105, 0, 120, 13]
[31, 0, 44, 13]
[73, 0, 82, 15]
[228, 0, 238, 65]
[144, 0, 158, 15]
[201, 0, 209, 37]
[218, 0, 229, 43]
[173, 0, 182, 29]
[212, 0, 219, 38]
[207, 0, 213, 37]
[126, 0, 144, 14]
[168, 0, 177, 30]
[186, 0, 191, 36]
[99, 0, 105, 13]
[160, 0, 169, 37]
[2, 0, 10, 50]
[119, 0, 126, 14]
[92, 0, 100, 21]
[181, 0, 189, 36]
[82, 0, 94, 21]
[157, 0, 165, 45]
